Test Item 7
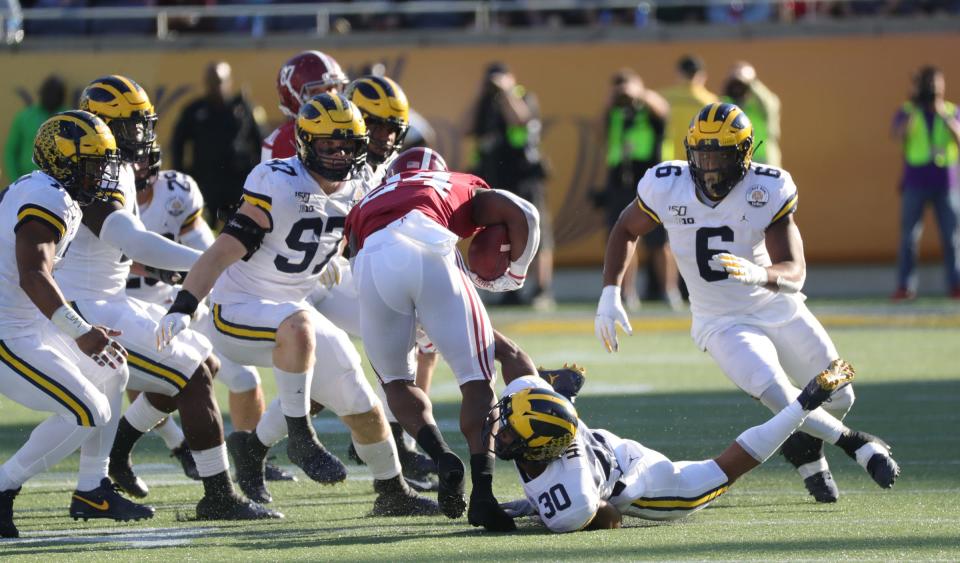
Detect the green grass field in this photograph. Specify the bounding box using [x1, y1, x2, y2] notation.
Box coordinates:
[1, 300, 958, 561]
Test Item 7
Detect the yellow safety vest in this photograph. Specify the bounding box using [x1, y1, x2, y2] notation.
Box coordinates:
[903, 101, 959, 168]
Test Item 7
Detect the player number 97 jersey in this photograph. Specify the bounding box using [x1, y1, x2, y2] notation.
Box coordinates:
[635, 161, 799, 318]
[212, 157, 362, 305]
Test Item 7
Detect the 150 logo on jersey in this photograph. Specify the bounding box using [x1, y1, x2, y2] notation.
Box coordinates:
[669, 205, 695, 225]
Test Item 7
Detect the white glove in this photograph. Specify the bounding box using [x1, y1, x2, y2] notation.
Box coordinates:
[318, 256, 344, 290]
[500, 498, 536, 518]
[469, 263, 525, 293]
[595, 285, 632, 353]
[713, 253, 768, 286]
[155, 312, 190, 351]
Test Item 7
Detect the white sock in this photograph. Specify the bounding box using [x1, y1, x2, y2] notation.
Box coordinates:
[854, 441, 889, 469]
[0, 415, 93, 490]
[797, 457, 830, 479]
[192, 444, 229, 478]
[125, 394, 169, 433]
[274, 367, 310, 418]
[798, 410, 845, 444]
[736, 402, 807, 462]
[155, 417, 186, 450]
[255, 398, 288, 447]
[352, 437, 402, 480]
[77, 455, 109, 491]
[77, 369, 125, 491]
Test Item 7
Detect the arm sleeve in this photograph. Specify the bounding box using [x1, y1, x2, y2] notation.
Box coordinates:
[99, 209, 202, 271]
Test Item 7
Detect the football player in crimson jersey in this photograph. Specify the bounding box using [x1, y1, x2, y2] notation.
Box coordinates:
[596, 102, 899, 503]
[261, 50, 348, 162]
[344, 150, 541, 531]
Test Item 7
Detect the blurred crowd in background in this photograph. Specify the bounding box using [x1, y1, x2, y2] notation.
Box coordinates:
[4, 52, 959, 304]
[15, 0, 960, 38]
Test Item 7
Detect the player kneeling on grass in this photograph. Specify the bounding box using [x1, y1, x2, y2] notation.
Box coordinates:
[492, 361, 873, 532]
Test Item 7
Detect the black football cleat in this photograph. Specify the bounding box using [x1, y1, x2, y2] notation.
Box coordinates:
[0, 487, 21, 538]
[70, 478, 155, 522]
[108, 457, 149, 499]
[841, 431, 900, 489]
[196, 492, 283, 520]
[370, 476, 441, 517]
[802, 470, 840, 503]
[436, 452, 467, 519]
[171, 442, 201, 481]
[288, 437, 347, 485]
[264, 458, 297, 482]
[468, 492, 517, 532]
[781, 432, 838, 503]
[796, 360, 855, 411]
[226, 431, 272, 504]
[538, 363, 587, 402]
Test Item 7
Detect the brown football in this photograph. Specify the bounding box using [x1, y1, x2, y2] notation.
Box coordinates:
[468, 224, 511, 281]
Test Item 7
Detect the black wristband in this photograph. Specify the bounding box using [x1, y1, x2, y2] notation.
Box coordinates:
[168, 289, 200, 316]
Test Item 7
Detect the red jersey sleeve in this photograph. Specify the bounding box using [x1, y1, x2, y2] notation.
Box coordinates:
[445, 173, 486, 239]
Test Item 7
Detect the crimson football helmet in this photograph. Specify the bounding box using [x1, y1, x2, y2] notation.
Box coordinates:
[277, 50, 349, 118]
[386, 147, 448, 177]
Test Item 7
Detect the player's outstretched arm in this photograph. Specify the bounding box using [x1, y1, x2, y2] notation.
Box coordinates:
[16, 221, 125, 368]
[156, 203, 267, 350]
[596, 202, 657, 352]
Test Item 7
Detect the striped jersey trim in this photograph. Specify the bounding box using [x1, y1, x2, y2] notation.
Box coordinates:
[16, 204, 67, 240]
[770, 193, 798, 225]
[0, 340, 94, 427]
[212, 304, 277, 342]
[126, 350, 188, 390]
[631, 483, 729, 511]
[635, 196, 661, 224]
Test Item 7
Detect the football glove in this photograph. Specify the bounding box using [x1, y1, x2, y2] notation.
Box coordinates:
[318, 256, 344, 290]
[144, 266, 184, 286]
[469, 263, 525, 293]
[155, 312, 190, 351]
[538, 363, 586, 403]
[595, 285, 632, 353]
[713, 253, 768, 286]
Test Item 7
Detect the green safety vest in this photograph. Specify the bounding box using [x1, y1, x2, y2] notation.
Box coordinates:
[724, 95, 768, 164]
[606, 105, 656, 167]
[903, 101, 959, 168]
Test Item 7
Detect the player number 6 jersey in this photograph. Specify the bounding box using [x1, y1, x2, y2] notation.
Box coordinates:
[635, 161, 799, 319]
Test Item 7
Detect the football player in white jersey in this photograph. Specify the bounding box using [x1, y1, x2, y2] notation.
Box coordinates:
[56, 76, 278, 520]
[0, 111, 155, 537]
[126, 142, 296, 484]
[596, 102, 899, 503]
[156, 93, 439, 516]
[490, 364, 856, 532]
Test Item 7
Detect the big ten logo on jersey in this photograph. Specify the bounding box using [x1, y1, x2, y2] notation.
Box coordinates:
[295, 191, 323, 213]
[669, 205, 695, 225]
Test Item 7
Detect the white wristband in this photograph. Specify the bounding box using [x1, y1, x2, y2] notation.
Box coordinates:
[51, 304, 93, 340]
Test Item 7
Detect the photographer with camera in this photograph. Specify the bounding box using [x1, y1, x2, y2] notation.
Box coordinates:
[597, 69, 680, 311]
[891, 65, 960, 300]
[722, 61, 781, 167]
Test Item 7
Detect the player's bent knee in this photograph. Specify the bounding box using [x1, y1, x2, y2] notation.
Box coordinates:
[220, 365, 261, 393]
[824, 384, 855, 418]
[276, 312, 316, 355]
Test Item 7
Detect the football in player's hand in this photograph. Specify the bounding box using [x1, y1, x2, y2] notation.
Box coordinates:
[468, 224, 511, 281]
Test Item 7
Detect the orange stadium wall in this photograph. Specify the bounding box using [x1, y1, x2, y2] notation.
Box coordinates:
[2, 33, 959, 266]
